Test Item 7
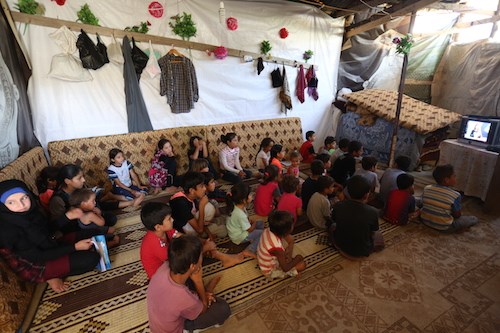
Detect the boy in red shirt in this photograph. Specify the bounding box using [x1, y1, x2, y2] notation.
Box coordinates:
[383, 173, 419, 225]
[299, 131, 316, 163]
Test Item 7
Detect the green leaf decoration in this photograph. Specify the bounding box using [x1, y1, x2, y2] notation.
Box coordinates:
[125, 21, 151, 34]
[14, 0, 44, 15]
[260, 40, 272, 55]
[169, 12, 197, 41]
[77, 4, 100, 26]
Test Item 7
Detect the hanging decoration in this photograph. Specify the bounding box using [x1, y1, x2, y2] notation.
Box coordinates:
[148, 1, 164, 18]
[392, 34, 414, 55]
[260, 40, 272, 56]
[14, 0, 45, 15]
[226, 17, 238, 30]
[52, 0, 66, 5]
[125, 21, 151, 34]
[279, 28, 288, 39]
[77, 4, 99, 26]
[303, 50, 313, 63]
[169, 12, 197, 40]
[207, 46, 228, 60]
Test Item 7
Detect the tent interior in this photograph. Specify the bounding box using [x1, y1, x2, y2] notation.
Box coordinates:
[1, 0, 500, 332]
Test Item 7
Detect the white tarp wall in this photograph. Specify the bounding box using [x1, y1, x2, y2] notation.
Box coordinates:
[7, 0, 344, 150]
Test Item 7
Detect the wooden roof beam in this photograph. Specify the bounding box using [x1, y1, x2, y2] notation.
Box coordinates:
[332, 0, 389, 18]
[345, 0, 440, 38]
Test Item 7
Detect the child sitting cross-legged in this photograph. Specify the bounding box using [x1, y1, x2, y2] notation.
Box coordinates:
[254, 165, 281, 217]
[331, 175, 384, 257]
[287, 151, 301, 179]
[226, 182, 265, 258]
[277, 174, 303, 228]
[197, 172, 228, 240]
[140, 202, 178, 279]
[307, 175, 336, 230]
[383, 173, 419, 225]
[421, 164, 478, 232]
[301, 160, 324, 211]
[257, 210, 306, 279]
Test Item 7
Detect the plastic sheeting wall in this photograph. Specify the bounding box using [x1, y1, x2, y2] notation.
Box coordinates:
[7, 0, 344, 150]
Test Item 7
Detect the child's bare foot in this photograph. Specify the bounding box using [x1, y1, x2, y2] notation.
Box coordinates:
[47, 278, 70, 293]
[206, 275, 222, 293]
[107, 226, 116, 234]
[107, 235, 120, 248]
[220, 253, 245, 268]
[242, 250, 257, 259]
[132, 195, 144, 207]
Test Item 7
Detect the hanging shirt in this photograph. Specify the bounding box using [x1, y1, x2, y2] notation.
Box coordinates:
[158, 54, 199, 113]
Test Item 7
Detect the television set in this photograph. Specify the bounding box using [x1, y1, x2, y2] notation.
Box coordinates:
[457, 115, 500, 148]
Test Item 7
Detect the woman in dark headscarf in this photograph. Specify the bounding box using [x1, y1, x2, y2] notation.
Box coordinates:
[0, 179, 100, 293]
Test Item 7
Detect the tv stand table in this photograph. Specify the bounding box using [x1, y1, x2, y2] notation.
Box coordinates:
[438, 139, 499, 212]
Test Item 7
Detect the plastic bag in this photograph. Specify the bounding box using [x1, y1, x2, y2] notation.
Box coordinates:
[108, 35, 124, 65]
[91, 235, 111, 272]
[76, 29, 108, 70]
[131, 37, 148, 77]
[145, 40, 161, 78]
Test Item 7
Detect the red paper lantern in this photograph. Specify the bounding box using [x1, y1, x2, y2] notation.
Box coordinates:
[226, 17, 238, 31]
[279, 27, 289, 39]
[52, 0, 66, 5]
[148, 1, 164, 18]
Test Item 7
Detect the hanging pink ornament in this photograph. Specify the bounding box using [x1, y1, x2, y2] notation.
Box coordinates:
[226, 17, 238, 31]
[148, 1, 164, 18]
[52, 0, 66, 5]
[213, 46, 228, 60]
[279, 27, 289, 39]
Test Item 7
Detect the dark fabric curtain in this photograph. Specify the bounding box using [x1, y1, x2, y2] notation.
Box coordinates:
[0, 6, 40, 154]
[121, 36, 153, 133]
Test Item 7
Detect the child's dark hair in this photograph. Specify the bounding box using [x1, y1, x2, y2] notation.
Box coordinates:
[57, 164, 83, 189]
[289, 151, 300, 161]
[191, 158, 209, 172]
[226, 182, 250, 215]
[168, 235, 202, 274]
[432, 164, 454, 184]
[317, 175, 334, 193]
[305, 131, 315, 140]
[394, 155, 411, 172]
[36, 166, 59, 193]
[158, 138, 171, 151]
[338, 138, 350, 149]
[188, 136, 202, 156]
[316, 153, 330, 164]
[397, 173, 414, 190]
[324, 136, 335, 146]
[269, 210, 293, 237]
[310, 160, 325, 176]
[109, 148, 123, 163]
[348, 140, 363, 154]
[181, 171, 205, 193]
[262, 165, 279, 185]
[282, 174, 300, 193]
[141, 202, 172, 231]
[270, 144, 283, 160]
[221, 132, 237, 145]
[68, 188, 94, 207]
[347, 175, 371, 200]
[256, 137, 274, 164]
[201, 172, 215, 185]
[361, 156, 378, 170]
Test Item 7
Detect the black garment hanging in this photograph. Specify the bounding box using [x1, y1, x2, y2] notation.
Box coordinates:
[76, 29, 108, 70]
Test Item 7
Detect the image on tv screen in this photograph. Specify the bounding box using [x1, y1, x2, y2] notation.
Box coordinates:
[464, 120, 490, 143]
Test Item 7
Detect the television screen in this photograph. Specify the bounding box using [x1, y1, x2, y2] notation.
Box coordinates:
[463, 120, 491, 143]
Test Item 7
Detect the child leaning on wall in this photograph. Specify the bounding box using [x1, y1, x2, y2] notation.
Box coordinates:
[108, 148, 148, 201]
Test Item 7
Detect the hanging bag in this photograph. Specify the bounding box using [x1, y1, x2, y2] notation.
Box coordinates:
[271, 67, 283, 87]
[108, 35, 124, 64]
[130, 37, 149, 77]
[96, 33, 110, 64]
[76, 29, 107, 70]
[145, 40, 161, 78]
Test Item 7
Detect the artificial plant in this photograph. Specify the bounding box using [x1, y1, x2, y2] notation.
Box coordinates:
[77, 4, 99, 26]
[260, 40, 272, 56]
[169, 12, 197, 40]
[125, 21, 151, 34]
[14, 0, 45, 15]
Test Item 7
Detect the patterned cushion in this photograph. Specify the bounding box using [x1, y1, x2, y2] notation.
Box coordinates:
[48, 127, 206, 187]
[205, 118, 303, 169]
[0, 147, 49, 195]
[346, 89, 461, 134]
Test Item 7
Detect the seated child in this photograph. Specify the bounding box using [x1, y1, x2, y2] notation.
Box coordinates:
[277, 174, 303, 227]
[140, 202, 177, 279]
[269, 144, 285, 175]
[254, 165, 280, 217]
[197, 172, 228, 239]
[188, 135, 218, 179]
[147, 236, 231, 333]
[379, 155, 411, 205]
[316, 153, 332, 175]
[330, 140, 363, 187]
[421, 164, 478, 232]
[191, 160, 227, 202]
[307, 175, 335, 229]
[149, 139, 178, 195]
[330, 138, 349, 166]
[226, 182, 265, 258]
[354, 156, 379, 193]
[332, 176, 384, 257]
[108, 148, 148, 200]
[219, 132, 253, 184]
[257, 211, 306, 279]
[318, 136, 336, 155]
[36, 166, 59, 212]
[287, 151, 301, 178]
[383, 173, 418, 225]
[256, 137, 274, 173]
[301, 160, 324, 210]
[299, 130, 316, 163]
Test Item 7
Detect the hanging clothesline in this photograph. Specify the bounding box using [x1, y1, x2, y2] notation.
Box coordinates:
[9, 11, 314, 69]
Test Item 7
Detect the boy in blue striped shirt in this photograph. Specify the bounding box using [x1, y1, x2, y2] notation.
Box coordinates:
[421, 164, 478, 232]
